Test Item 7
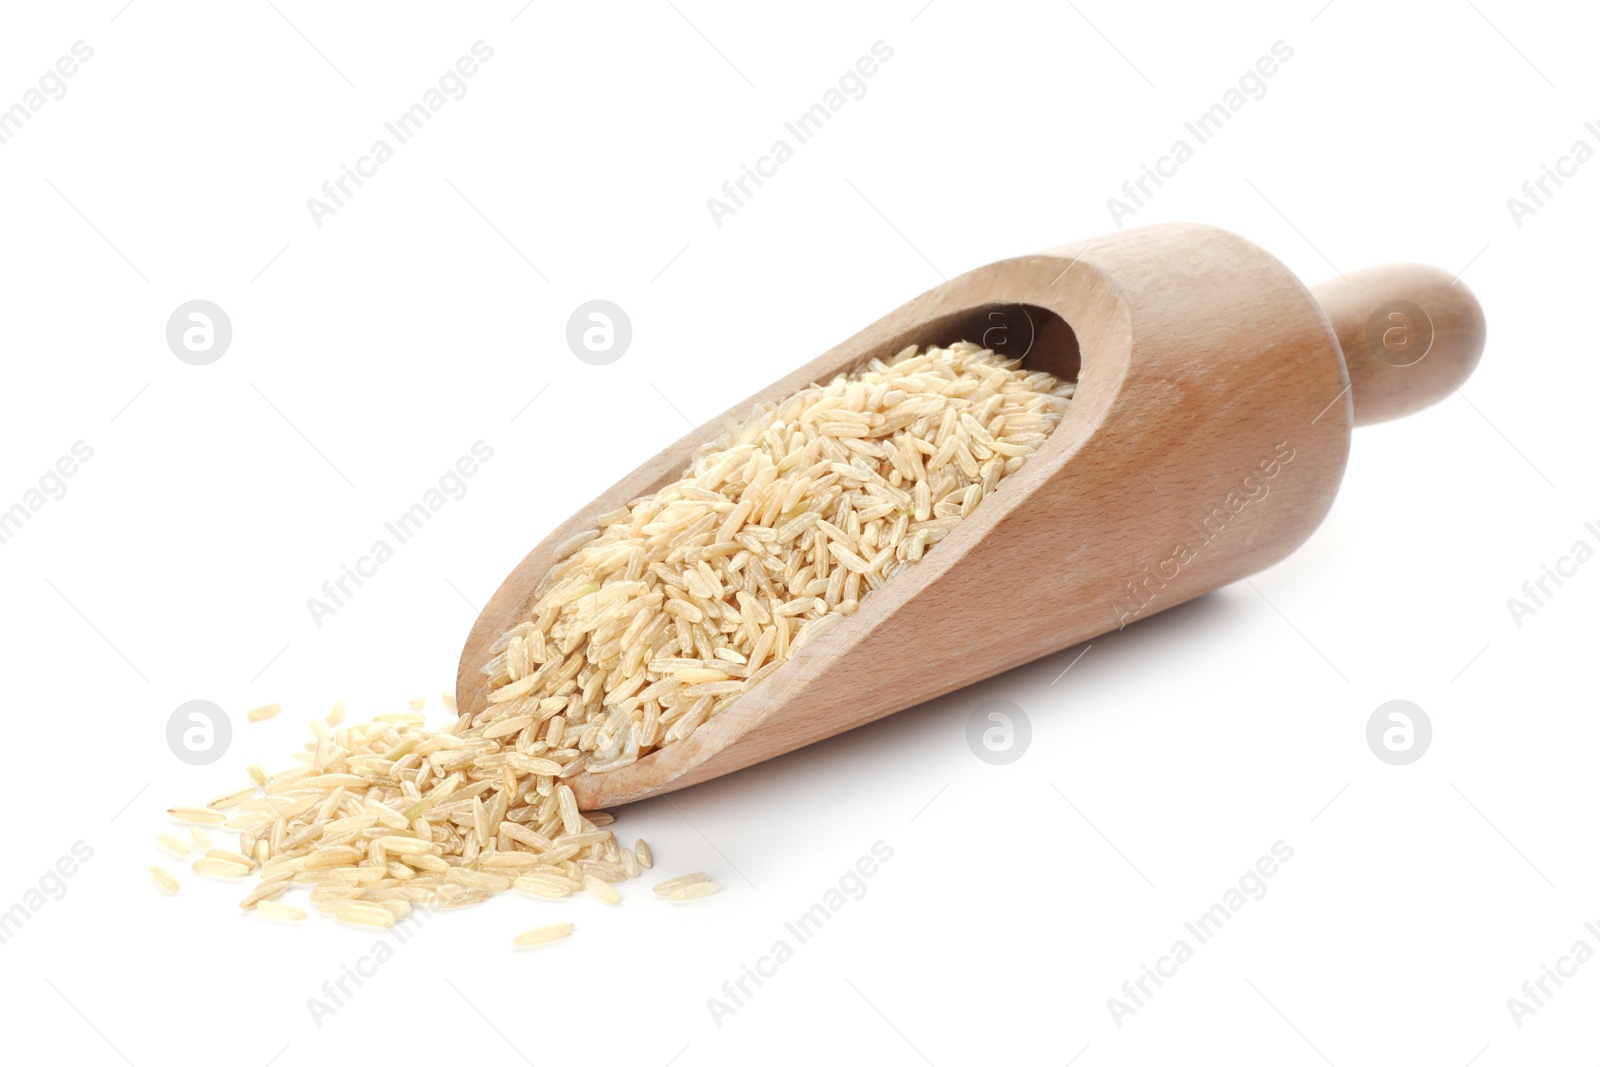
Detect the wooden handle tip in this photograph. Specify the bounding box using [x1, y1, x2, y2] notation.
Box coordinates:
[1312, 264, 1486, 427]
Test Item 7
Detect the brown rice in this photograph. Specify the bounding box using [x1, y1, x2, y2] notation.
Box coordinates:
[148, 339, 1062, 936]
[247, 703, 282, 722]
[479, 342, 1070, 774]
[514, 921, 574, 947]
[156, 702, 706, 928]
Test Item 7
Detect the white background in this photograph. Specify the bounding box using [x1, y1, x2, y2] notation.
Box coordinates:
[1, 2, 1595, 1064]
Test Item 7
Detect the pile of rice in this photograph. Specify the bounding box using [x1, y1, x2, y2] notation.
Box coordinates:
[481, 341, 1073, 773]
[156, 695, 715, 931]
[152, 340, 1071, 934]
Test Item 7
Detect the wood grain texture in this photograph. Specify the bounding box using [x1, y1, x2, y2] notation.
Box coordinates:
[1312, 264, 1486, 426]
[456, 222, 1482, 809]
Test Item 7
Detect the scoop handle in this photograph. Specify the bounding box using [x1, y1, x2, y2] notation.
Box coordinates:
[1312, 264, 1486, 427]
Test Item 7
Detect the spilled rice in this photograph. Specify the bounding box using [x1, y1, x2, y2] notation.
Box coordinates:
[154, 704, 710, 940]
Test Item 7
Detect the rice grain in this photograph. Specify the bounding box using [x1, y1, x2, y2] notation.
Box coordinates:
[193, 858, 252, 879]
[582, 875, 621, 904]
[333, 904, 395, 928]
[653, 872, 711, 896]
[514, 922, 574, 947]
[669, 881, 723, 901]
[168, 807, 226, 825]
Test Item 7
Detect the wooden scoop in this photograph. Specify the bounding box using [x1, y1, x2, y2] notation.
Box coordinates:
[456, 222, 1485, 809]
